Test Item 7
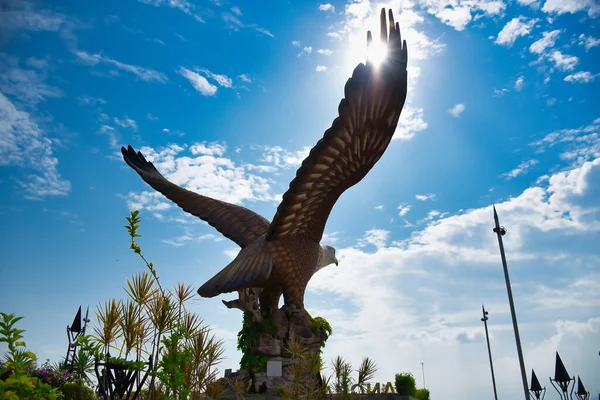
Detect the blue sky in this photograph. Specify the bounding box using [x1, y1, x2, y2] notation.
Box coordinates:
[1, 0, 599, 397]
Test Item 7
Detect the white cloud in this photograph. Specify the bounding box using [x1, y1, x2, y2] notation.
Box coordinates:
[448, 103, 466, 117]
[99, 125, 119, 149]
[432, 5, 472, 31]
[317, 49, 333, 56]
[190, 142, 226, 156]
[197, 68, 233, 88]
[514, 76, 525, 91]
[529, 30, 561, 54]
[322, 231, 342, 245]
[74, 50, 167, 82]
[549, 51, 578, 71]
[415, 193, 436, 201]
[500, 159, 539, 179]
[357, 229, 390, 249]
[421, 0, 506, 31]
[495, 17, 537, 47]
[25, 57, 48, 70]
[125, 144, 275, 209]
[375, 205, 384, 210]
[316, 65, 327, 72]
[564, 71, 598, 83]
[398, 203, 412, 216]
[137, 0, 205, 22]
[291, 40, 301, 47]
[177, 67, 217, 96]
[114, 117, 138, 131]
[303, 46, 313, 54]
[238, 74, 251, 83]
[0, 92, 70, 199]
[494, 88, 509, 97]
[221, 11, 274, 37]
[0, 56, 62, 105]
[394, 106, 428, 140]
[254, 145, 310, 170]
[308, 158, 600, 398]
[530, 118, 600, 166]
[319, 3, 335, 12]
[0, 0, 68, 44]
[230, 6, 242, 16]
[542, 0, 600, 17]
[578, 34, 600, 50]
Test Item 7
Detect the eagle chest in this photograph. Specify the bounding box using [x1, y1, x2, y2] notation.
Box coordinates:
[269, 238, 321, 285]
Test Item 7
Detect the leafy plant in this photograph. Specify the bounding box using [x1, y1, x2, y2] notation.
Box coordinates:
[237, 312, 269, 373]
[415, 387, 431, 400]
[0, 312, 37, 378]
[27, 360, 81, 387]
[331, 355, 353, 398]
[394, 372, 417, 396]
[59, 381, 97, 400]
[354, 357, 378, 394]
[0, 374, 59, 400]
[0, 314, 61, 399]
[88, 210, 225, 399]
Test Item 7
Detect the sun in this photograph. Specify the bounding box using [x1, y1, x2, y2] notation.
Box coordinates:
[367, 40, 388, 67]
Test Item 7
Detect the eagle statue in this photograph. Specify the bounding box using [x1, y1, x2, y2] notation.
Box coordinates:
[122, 8, 408, 313]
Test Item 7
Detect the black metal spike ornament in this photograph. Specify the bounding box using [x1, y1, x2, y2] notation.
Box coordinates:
[575, 376, 590, 400]
[530, 369, 546, 400]
[550, 352, 575, 399]
[65, 306, 90, 371]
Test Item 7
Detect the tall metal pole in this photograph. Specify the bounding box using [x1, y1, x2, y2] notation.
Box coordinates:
[481, 304, 498, 400]
[493, 205, 530, 400]
[421, 362, 426, 388]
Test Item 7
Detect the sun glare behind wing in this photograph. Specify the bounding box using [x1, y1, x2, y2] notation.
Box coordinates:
[367, 39, 388, 67]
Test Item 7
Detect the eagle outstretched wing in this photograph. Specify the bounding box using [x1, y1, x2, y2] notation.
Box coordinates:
[266, 9, 408, 243]
[121, 145, 270, 248]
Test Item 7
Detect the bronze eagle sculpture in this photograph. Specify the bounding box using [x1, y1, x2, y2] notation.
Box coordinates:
[122, 8, 408, 312]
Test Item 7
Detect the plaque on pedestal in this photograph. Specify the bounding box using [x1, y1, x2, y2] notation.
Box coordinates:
[267, 360, 282, 377]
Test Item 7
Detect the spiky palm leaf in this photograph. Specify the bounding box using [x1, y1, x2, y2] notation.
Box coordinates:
[124, 271, 157, 305]
[356, 357, 378, 393]
[93, 299, 123, 351]
[119, 299, 142, 357]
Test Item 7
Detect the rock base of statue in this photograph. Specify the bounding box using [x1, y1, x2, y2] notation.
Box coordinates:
[218, 307, 327, 395]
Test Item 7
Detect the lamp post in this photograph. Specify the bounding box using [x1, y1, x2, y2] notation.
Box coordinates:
[481, 304, 498, 400]
[421, 362, 426, 389]
[493, 206, 530, 400]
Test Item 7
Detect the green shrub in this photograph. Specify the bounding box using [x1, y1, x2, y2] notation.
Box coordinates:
[0, 374, 59, 400]
[415, 388, 430, 400]
[59, 382, 97, 400]
[394, 372, 416, 396]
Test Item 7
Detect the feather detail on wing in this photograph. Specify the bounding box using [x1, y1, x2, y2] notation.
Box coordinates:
[266, 9, 408, 243]
[197, 241, 272, 297]
[122, 145, 270, 248]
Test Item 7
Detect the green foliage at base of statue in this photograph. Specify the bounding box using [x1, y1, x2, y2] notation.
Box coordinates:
[236, 312, 272, 373]
[394, 372, 417, 396]
[415, 387, 431, 400]
[310, 315, 332, 371]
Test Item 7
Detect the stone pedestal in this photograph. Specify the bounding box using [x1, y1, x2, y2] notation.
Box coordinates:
[219, 307, 328, 395]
